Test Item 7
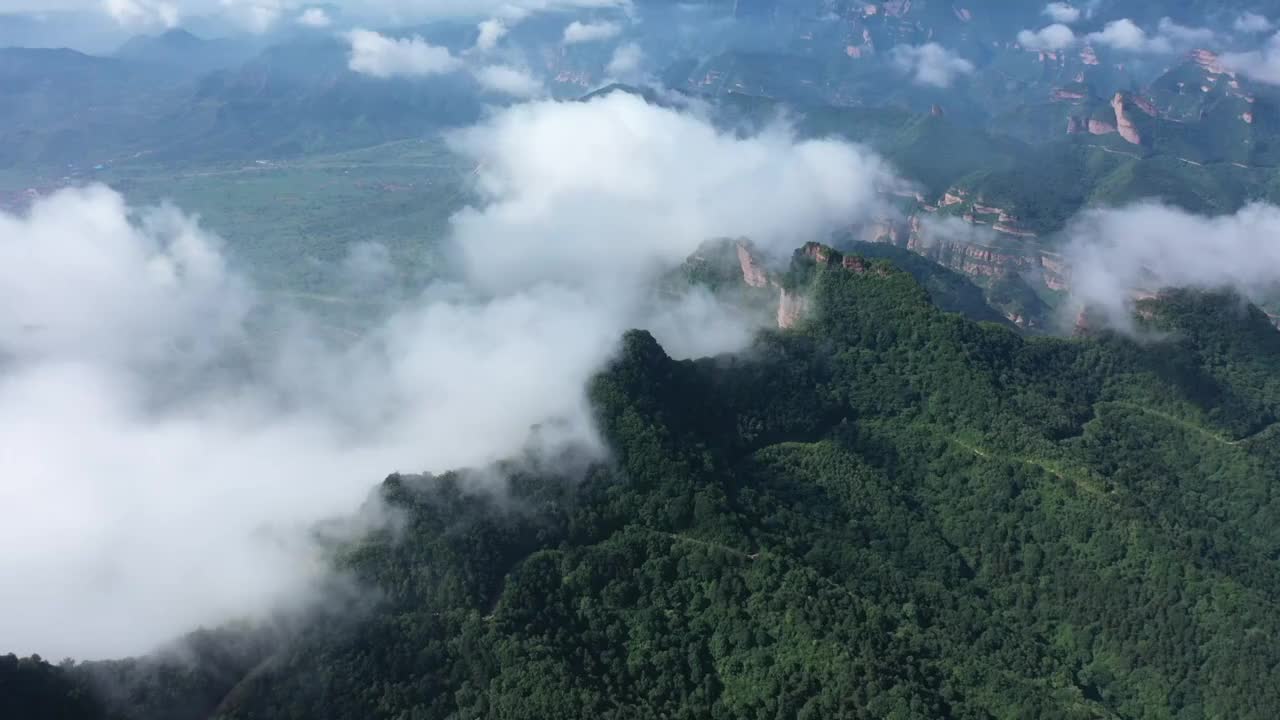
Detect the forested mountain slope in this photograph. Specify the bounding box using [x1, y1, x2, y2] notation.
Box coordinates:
[9, 244, 1280, 720]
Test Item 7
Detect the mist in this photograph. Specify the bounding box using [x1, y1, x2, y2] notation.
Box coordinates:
[0, 91, 893, 661]
[1063, 201, 1280, 328]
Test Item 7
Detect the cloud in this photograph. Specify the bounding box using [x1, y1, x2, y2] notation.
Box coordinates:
[1085, 18, 1214, 54]
[102, 0, 179, 28]
[1235, 12, 1274, 34]
[1042, 2, 1080, 24]
[1154, 17, 1216, 47]
[890, 43, 974, 88]
[346, 28, 463, 78]
[216, 0, 288, 33]
[606, 41, 644, 79]
[0, 91, 894, 661]
[447, 92, 898, 292]
[1223, 32, 1280, 84]
[101, 0, 289, 34]
[296, 6, 330, 27]
[473, 18, 508, 51]
[14, 0, 631, 36]
[1016, 23, 1077, 51]
[356, 0, 631, 23]
[473, 64, 544, 97]
[1065, 202, 1280, 328]
[563, 19, 621, 44]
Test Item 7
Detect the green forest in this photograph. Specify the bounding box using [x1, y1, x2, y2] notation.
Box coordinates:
[7, 245, 1280, 720]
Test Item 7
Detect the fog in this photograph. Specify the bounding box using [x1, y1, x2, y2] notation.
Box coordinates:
[0, 91, 892, 660]
[1064, 201, 1280, 329]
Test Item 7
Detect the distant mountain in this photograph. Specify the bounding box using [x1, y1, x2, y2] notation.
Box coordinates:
[0, 47, 187, 168]
[116, 29, 257, 76]
[0, 33, 488, 167]
[171, 37, 484, 161]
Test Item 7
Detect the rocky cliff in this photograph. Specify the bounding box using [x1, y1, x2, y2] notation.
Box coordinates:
[777, 289, 809, 329]
[856, 210, 1068, 330]
[1111, 92, 1143, 145]
[736, 241, 770, 288]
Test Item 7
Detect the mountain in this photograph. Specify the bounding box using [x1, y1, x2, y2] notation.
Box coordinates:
[115, 29, 257, 76]
[11, 242, 1280, 719]
[0, 48, 189, 168]
[169, 37, 484, 161]
[0, 34, 488, 168]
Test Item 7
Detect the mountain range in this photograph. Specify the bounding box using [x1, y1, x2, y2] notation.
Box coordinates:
[7, 237, 1280, 719]
[5, 4, 1280, 718]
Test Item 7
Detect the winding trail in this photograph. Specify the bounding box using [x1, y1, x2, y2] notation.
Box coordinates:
[1101, 401, 1278, 446]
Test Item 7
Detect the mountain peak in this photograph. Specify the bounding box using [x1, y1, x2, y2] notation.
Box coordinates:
[117, 28, 204, 57]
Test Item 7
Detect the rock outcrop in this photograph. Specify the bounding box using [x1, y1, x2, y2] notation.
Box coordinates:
[777, 289, 809, 329]
[1088, 117, 1117, 135]
[777, 243, 884, 329]
[1191, 48, 1227, 75]
[1111, 92, 1143, 145]
[736, 241, 769, 288]
[858, 213, 1069, 292]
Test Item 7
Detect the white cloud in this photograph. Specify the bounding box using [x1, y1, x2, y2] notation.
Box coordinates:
[563, 19, 621, 44]
[13, 0, 633, 35]
[1085, 17, 1214, 54]
[1223, 32, 1280, 84]
[1235, 12, 1274, 34]
[345, 28, 463, 78]
[1066, 202, 1280, 328]
[890, 43, 974, 88]
[447, 92, 898, 292]
[102, 0, 179, 28]
[1087, 18, 1161, 52]
[473, 18, 508, 52]
[357, 0, 631, 23]
[1042, 2, 1080, 24]
[473, 64, 543, 97]
[1016, 23, 1077, 51]
[219, 0, 287, 33]
[296, 6, 330, 27]
[0, 91, 895, 661]
[606, 41, 644, 79]
[102, 0, 290, 34]
[1155, 17, 1216, 47]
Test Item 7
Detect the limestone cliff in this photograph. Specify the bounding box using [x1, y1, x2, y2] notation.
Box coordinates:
[736, 241, 769, 288]
[859, 212, 1069, 299]
[777, 289, 809, 329]
[1111, 93, 1143, 145]
[1088, 117, 1117, 135]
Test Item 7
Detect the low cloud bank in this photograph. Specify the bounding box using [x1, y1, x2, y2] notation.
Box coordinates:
[1064, 202, 1280, 328]
[0, 91, 893, 661]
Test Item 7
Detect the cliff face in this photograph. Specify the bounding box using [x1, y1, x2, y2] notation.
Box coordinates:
[775, 243, 882, 329]
[1088, 117, 1117, 135]
[1111, 93, 1143, 145]
[862, 214, 1069, 296]
[736, 241, 770, 288]
[777, 289, 808, 329]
